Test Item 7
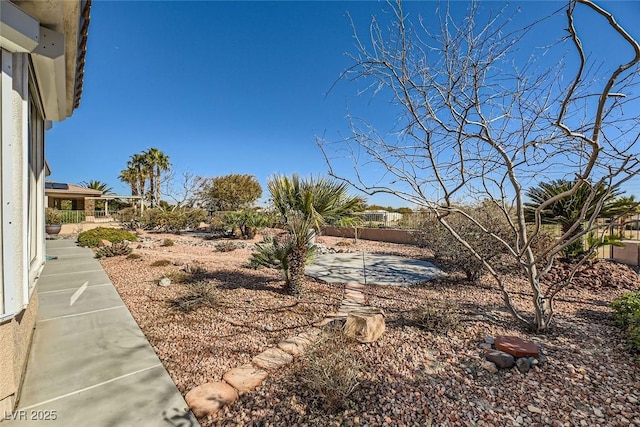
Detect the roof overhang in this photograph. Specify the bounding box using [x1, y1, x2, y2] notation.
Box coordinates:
[0, 0, 90, 121]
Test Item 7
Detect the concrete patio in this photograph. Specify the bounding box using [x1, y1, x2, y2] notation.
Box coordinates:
[306, 252, 445, 285]
[2, 239, 198, 426]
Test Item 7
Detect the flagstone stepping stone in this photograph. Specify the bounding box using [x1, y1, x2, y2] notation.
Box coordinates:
[223, 364, 268, 393]
[494, 335, 539, 358]
[252, 347, 294, 370]
[278, 334, 317, 356]
[185, 381, 238, 417]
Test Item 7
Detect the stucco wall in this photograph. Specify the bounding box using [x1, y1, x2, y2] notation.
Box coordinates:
[322, 226, 419, 245]
[612, 241, 640, 266]
[0, 289, 37, 413]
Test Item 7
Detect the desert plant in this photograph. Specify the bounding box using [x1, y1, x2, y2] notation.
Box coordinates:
[45, 207, 62, 225]
[612, 291, 640, 329]
[298, 330, 363, 412]
[169, 281, 220, 312]
[126, 253, 142, 260]
[414, 202, 513, 282]
[162, 238, 175, 247]
[77, 227, 138, 248]
[197, 174, 263, 211]
[404, 301, 461, 335]
[150, 259, 173, 267]
[612, 291, 640, 357]
[95, 242, 132, 258]
[214, 241, 238, 252]
[268, 174, 365, 295]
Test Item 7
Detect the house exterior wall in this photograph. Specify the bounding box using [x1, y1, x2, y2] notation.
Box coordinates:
[0, 48, 43, 414]
[0, 0, 85, 410]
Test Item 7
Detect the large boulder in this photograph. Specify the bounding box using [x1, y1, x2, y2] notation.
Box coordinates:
[343, 308, 385, 343]
[185, 382, 238, 418]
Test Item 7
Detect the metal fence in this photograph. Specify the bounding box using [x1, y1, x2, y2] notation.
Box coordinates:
[58, 210, 114, 224]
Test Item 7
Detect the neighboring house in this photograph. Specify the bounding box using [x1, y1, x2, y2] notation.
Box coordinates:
[0, 0, 91, 412]
[45, 181, 102, 211]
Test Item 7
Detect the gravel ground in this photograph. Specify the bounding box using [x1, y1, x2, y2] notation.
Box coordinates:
[99, 231, 640, 427]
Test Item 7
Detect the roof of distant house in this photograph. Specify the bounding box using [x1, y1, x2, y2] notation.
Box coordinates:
[45, 182, 102, 196]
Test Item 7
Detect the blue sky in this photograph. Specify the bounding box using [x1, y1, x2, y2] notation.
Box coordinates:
[46, 1, 640, 207]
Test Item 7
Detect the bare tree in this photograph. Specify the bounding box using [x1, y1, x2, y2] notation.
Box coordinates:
[161, 171, 206, 209]
[319, 0, 640, 332]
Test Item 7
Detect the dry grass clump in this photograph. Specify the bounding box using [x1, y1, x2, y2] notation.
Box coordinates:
[214, 241, 238, 252]
[297, 330, 363, 412]
[169, 281, 221, 312]
[126, 253, 142, 260]
[162, 238, 175, 247]
[403, 300, 461, 335]
[150, 259, 173, 267]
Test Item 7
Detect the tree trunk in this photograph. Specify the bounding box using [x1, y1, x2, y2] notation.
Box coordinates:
[286, 245, 307, 296]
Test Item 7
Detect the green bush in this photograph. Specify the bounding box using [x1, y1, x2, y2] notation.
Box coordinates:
[45, 207, 62, 225]
[77, 227, 138, 248]
[612, 291, 640, 356]
[611, 291, 640, 329]
[135, 208, 207, 232]
[95, 242, 132, 258]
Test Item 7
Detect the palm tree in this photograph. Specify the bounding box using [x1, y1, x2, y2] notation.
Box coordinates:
[144, 148, 170, 208]
[524, 179, 638, 256]
[129, 153, 149, 199]
[79, 180, 113, 194]
[268, 174, 365, 295]
[118, 168, 139, 196]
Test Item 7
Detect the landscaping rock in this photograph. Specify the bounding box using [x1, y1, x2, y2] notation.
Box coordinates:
[480, 360, 498, 374]
[185, 382, 238, 418]
[223, 364, 269, 393]
[343, 309, 385, 343]
[494, 336, 539, 358]
[278, 334, 315, 356]
[485, 350, 515, 369]
[479, 343, 493, 351]
[252, 347, 294, 370]
[516, 357, 531, 374]
[159, 277, 171, 287]
[484, 336, 495, 345]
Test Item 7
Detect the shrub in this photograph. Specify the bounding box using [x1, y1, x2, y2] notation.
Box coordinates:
[162, 238, 174, 247]
[249, 235, 317, 282]
[131, 208, 207, 232]
[150, 259, 172, 267]
[413, 203, 513, 282]
[78, 227, 138, 248]
[335, 240, 352, 247]
[611, 291, 640, 329]
[95, 242, 132, 258]
[298, 330, 363, 412]
[612, 292, 640, 357]
[45, 207, 62, 225]
[214, 241, 238, 252]
[126, 253, 142, 260]
[169, 281, 220, 312]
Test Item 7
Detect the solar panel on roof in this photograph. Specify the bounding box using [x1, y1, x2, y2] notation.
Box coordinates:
[45, 182, 69, 190]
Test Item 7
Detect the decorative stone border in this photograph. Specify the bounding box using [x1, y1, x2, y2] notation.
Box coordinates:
[185, 282, 380, 418]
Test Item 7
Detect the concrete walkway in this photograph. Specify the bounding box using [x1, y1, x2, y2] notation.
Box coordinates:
[306, 252, 445, 285]
[3, 239, 198, 427]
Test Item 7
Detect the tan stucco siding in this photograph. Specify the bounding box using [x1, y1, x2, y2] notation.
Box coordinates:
[0, 288, 37, 413]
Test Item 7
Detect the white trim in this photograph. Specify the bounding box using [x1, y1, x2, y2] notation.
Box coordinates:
[0, 1, 40, 53]
[1, 48, 18, 316]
